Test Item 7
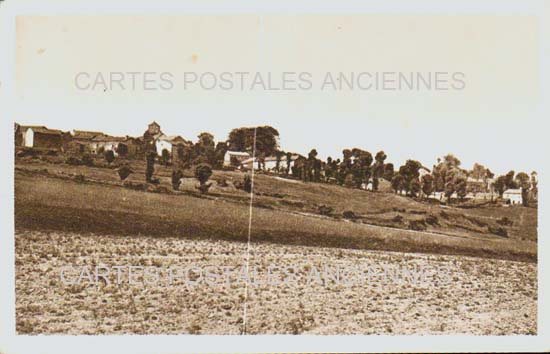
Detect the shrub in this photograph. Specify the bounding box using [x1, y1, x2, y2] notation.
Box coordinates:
[195, 182, 212, 194]
[172, 169, 183, 191]
[151, 185, 171, 194]
[117, 143, 128, 157]
[497, 217, 514, 226]
[425, 214, 439, 226]
[146, 152, 156, 183]
[81, 154, 94, 167]
[243, 175, 252, 193]
[161, 149, 171, 166]
[73, 174, 86, 183]
[117, 165, 133, 181]
[318, 205, 334, 216]
[65, 156, 81, 165]
[195, 163, 213, 186]
[123, 181, 148, 191]
[216, 178, 228, 187]
[488, 225, 508, 237]
[342, 210, 357, 220]
[104, 150, 115, 164]
[392, 215, 404, 223]
[408, 220, 427, 231]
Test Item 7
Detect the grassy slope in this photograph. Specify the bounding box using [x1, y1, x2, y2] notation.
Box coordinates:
[17, 159, 537, 241]
[15, 170, 536, 262]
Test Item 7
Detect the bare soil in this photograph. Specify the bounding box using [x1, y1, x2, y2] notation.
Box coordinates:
[16, 230, 537, 335]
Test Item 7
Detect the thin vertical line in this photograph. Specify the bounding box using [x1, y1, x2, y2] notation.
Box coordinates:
[242, 126, 257, 335]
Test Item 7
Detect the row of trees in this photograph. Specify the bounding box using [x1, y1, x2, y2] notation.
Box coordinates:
[131, 124, 537, 204]
[388, 154, 537, 205]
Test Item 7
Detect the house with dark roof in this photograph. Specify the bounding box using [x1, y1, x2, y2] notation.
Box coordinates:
[17, 125, 68, 151]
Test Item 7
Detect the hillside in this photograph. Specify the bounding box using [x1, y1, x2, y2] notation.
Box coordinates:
[14, 158, 537, 262]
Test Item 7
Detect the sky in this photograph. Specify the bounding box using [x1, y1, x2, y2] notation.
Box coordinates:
[14, 15, 543, 175]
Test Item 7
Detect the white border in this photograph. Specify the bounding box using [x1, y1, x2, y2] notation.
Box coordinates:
[1, 0, 548, 353]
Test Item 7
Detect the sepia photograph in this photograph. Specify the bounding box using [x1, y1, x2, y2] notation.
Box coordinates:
[2, 1, 549, 353]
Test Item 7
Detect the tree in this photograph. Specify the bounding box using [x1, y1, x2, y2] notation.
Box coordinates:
[275, 150, 284, 173]
[171, 169, 183, 191]
[104, 150, 115, 165]
[192, 132, 216, 165]
[243, 175, 252, 193]
[285, 152, 293, 175]
[398, 160, 422, 195]
[160, 148, 171, 166]
[372, 151, 387, 191]
[117, 165, 132, 181]
[117, 143, 128, 158]
[493, 175, 507, 197]
[175, 144, 191, 170]
[145, 152, 156, 183]
[455, 177, 467, 201]
[306, 149, 319, 182]
[531, 171, 538, 201]
[409, 179, 421, 197]
[442, 154, 461, 168]
[432, 154, 463, 192]
[383, 163, 394, 181]
[227, 126, 280, 157]
[213, 141, 228, 169]
[194, 163, 213, 194]
[421, 174, 434, 198]
[470, 162, 489, 180]
[504, 170, 518, 189]
[515, 172, 531, 206]
[444, 180, 455, 203]
[391, 173, 405, 194]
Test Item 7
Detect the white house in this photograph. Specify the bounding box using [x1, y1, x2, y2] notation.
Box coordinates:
[240, 155, 299, 172]
[503, 189, 522, 205]
[155, 135, 190, 157]
[223, 151, 251, 167]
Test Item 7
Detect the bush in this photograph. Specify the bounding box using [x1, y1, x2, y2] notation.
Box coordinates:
[215, 178, 229, 187]
[81, 154, 94, 167]
[195, 163, 213, 186]
[342, 210, 357, 220]
[73, 174, 86, 183]
[196, 182, 212, 194]
[425, 214, 439, 226]
[408, 220, 427, 231]
[65, 156, 81, 165]
[161, 148, 171, 166]
[243, 175, 252, 193]
[151, 185, 171, 194]
[497, 217, 514, 226]
[146, 152, 156, 183]
[123, 181, 148, 191]
[172, 169, 183, 191]
[117, 143, 128, 157]
[318, 205, 334, 216]
[117, 165, 133, 181]
[104, 150, 115, 164]
[489, 225, 508, 237]
[392, 215, 404, 223]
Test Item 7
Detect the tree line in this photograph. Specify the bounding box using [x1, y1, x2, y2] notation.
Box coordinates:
[111, 124, 538, 204]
